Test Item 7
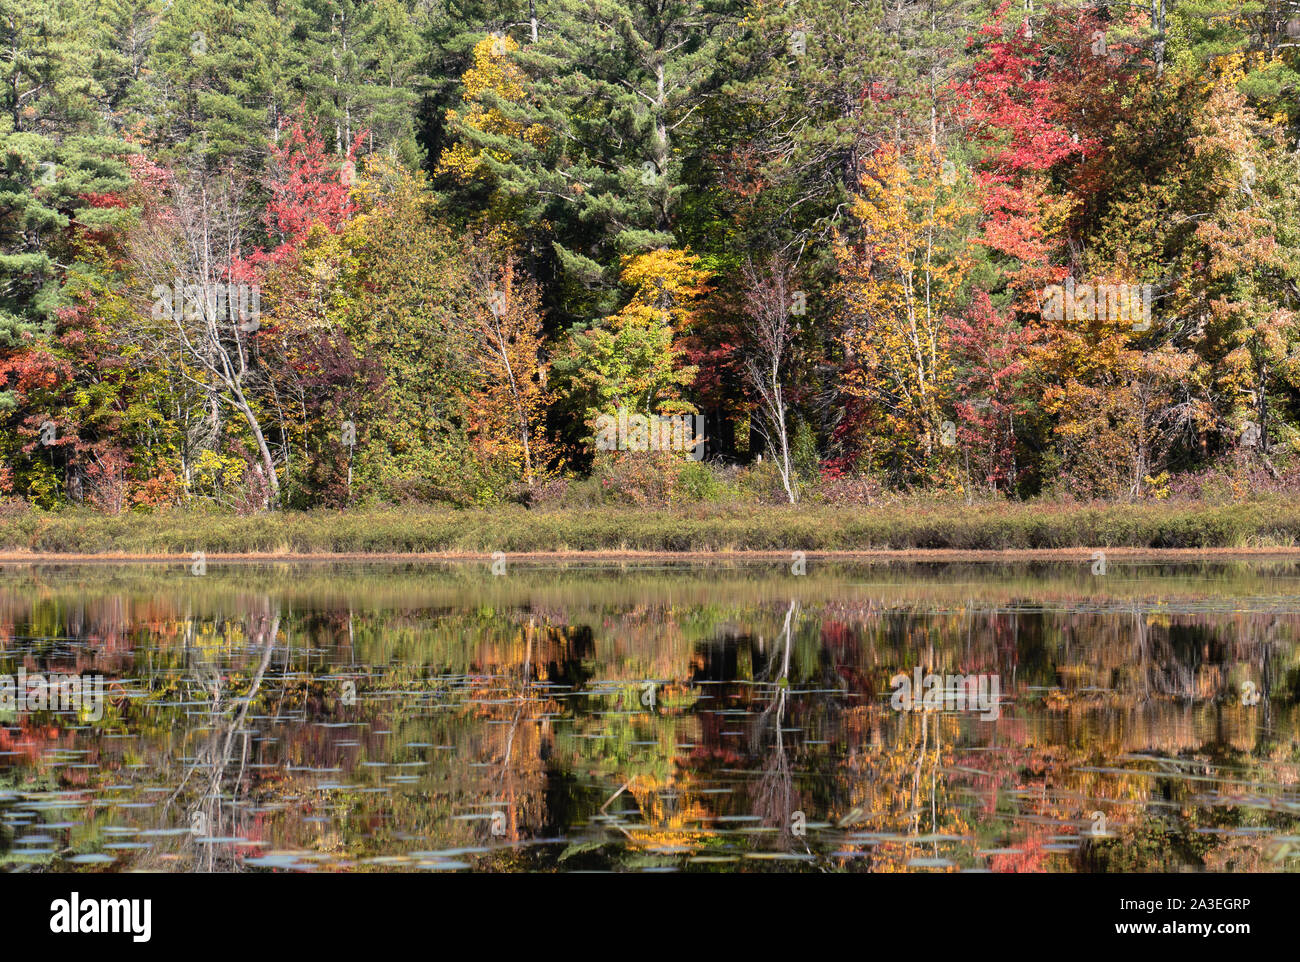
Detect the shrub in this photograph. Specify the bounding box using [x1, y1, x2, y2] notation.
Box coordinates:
[812, 474, 883, 505]
[674, 460, 726, 503]
[1167, 452, 1300, 504]
[737, 458, 798, 504]
[792, 420, 820, 482]
[516, 476, 570, 508]
[592, 451, 682, 506]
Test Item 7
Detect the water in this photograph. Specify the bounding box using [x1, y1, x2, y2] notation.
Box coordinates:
[2, 559, 1299, 873]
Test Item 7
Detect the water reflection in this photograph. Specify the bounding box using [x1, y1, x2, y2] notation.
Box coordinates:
[1, 561, 1299, 872]
[166, 605, 279, 872]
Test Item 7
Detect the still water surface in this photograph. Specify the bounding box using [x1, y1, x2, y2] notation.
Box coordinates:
[2, 560, 1300, 872]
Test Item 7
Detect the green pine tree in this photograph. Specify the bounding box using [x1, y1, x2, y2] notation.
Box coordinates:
[439, 0, 734, 315]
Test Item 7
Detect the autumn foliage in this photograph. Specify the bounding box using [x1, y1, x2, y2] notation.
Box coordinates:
[4, 1, 1300, 511]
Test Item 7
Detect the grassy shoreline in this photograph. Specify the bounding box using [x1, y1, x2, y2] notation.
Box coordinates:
[2, 498, 1300, 556]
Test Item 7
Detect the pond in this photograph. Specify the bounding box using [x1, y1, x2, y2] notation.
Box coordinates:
[2, 559, 1299, 872]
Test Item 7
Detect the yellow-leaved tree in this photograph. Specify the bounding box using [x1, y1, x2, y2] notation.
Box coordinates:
[464, 238, 556, 487]
[834, 143, 974, 485]
[436, 35, 549, 189]
[554, 248, 707, 429]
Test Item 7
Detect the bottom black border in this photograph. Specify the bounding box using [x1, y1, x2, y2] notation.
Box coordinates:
[4, 870, 1277, 951]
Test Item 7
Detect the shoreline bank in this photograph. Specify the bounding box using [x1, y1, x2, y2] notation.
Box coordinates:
[4, 546, 1300, 564]
[3, 501, 1300, 557]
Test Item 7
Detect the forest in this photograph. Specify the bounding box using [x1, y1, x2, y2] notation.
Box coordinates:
[3, 0, 1300, 515]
